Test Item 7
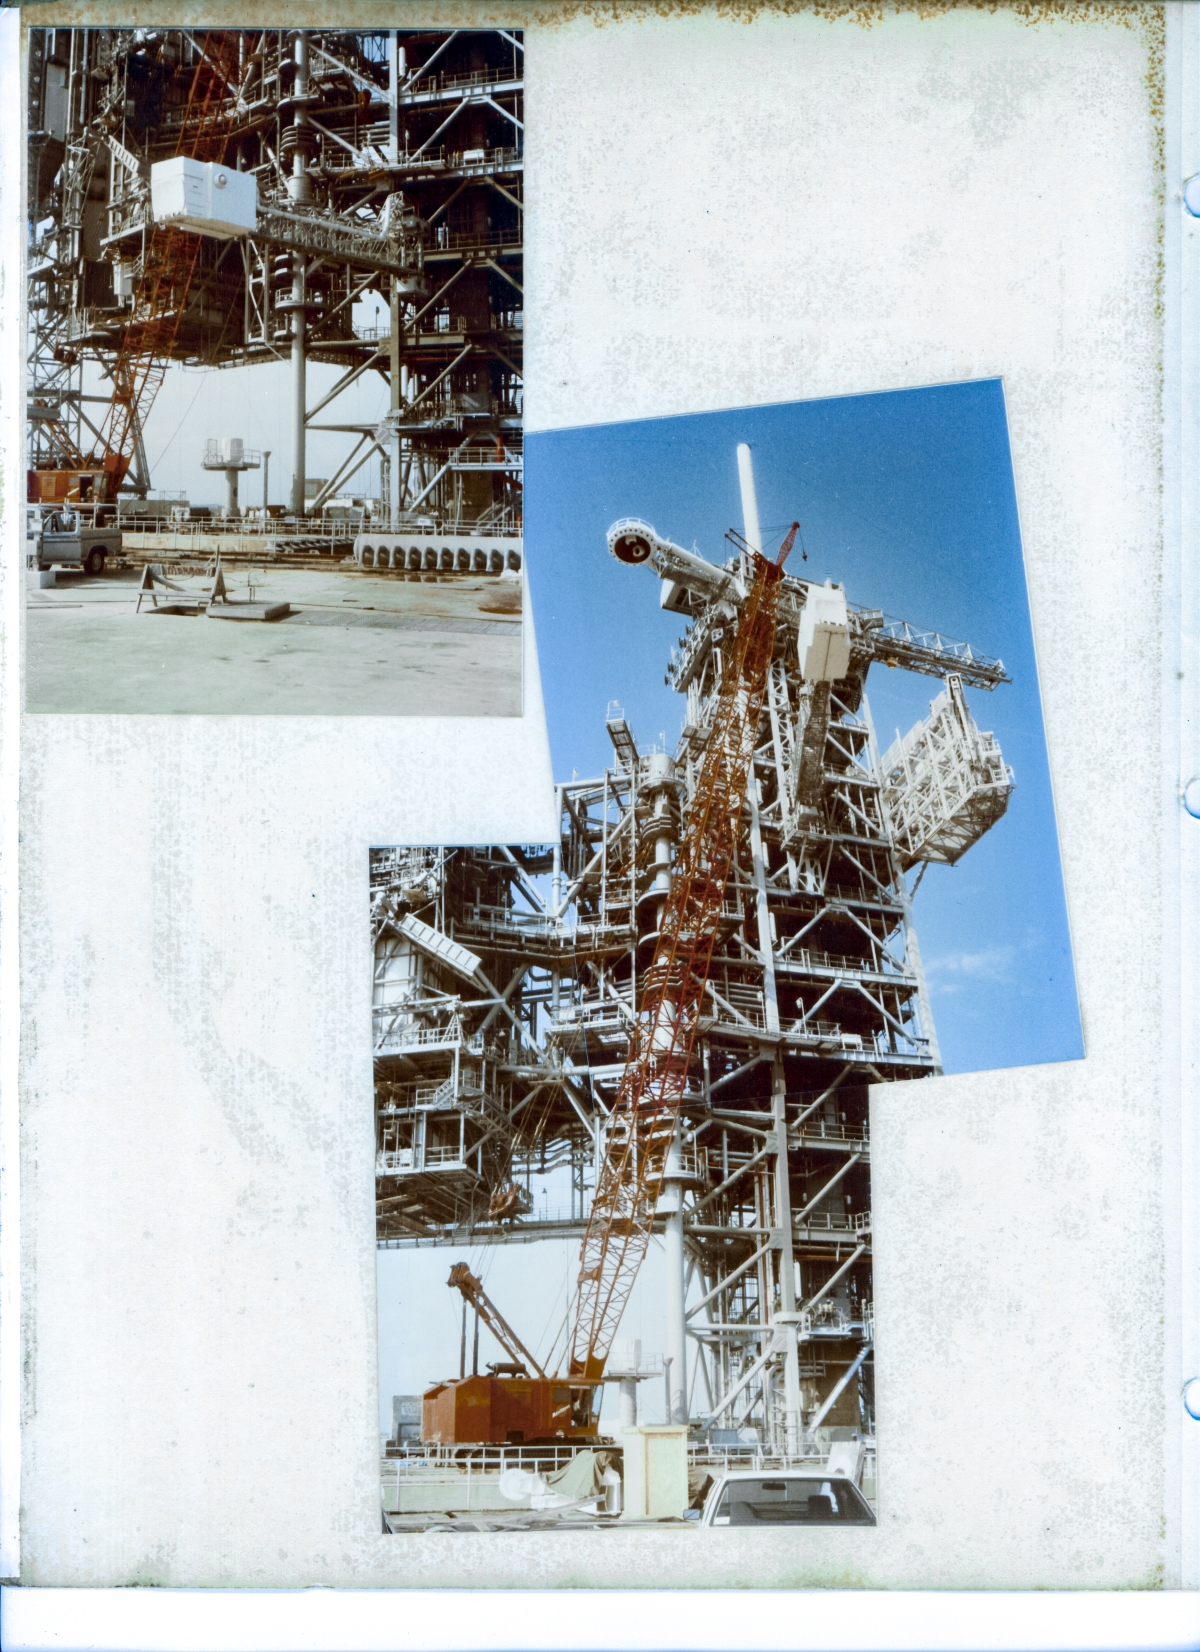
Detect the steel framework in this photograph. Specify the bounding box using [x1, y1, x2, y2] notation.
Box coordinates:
[26, 26, 522, 530]
[570, 547, 786, 1382]
[371, 452, 1015, 1459]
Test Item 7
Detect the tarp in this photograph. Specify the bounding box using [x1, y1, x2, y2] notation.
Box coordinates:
[544, 1448, 612, 1501]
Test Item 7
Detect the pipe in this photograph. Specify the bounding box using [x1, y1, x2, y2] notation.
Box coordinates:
[771, 1058, 803, 1458]
[290, 260, 306, 517]
[289, 33, 310, 516]
[664, 1212, 686, 1424]
[619, 1377, 637, 1430]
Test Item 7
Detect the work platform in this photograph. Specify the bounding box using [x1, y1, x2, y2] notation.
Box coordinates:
[119, 530, 356, 568]
[115, 530, 524, 581]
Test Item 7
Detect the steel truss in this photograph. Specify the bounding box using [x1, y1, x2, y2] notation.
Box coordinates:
[370, 548, 1013, 1453]
[27, 26, 522, 529]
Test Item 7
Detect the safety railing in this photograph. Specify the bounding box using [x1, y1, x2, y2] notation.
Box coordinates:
[450, 445, 523, 469]
[794, 1209, 872, 1235]
[377, 1144, 469, 1175]
[791, 1118, 870, 1146]
[428, 225, 521, 253]
[409, 66, 522, 94]
[778, 944, 913, 981]
[383, 1444, 584, 1479]
[120, 517, 355, 541]
[377, 1077, 457, 1113]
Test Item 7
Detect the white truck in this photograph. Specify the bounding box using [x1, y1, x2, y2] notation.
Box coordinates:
[27, 507, 115, 576]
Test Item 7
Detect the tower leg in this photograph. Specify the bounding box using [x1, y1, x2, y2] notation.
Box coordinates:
[773, 1055, 804, 1458]
[664, 1126, 688, 1426]
[288, 31, 310, 519]
[387, 32, 404, 532]
[389, 284, 401, 531]
[290, 254, 306, 518]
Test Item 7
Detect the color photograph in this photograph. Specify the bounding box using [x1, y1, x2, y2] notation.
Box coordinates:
[371, 380, 1082, 1534]
[24, 25, 524, 715]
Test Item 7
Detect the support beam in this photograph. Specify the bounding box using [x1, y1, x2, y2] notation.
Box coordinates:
[684, 1238, 773, 1321]
[663, 1124, 688, 1425]
[806, 1343, 871, 1437]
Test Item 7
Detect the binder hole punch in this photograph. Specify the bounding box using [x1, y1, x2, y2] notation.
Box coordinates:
[1184, 778, 1200, 819]
[1184, 1378, 1200, 1421]
[1184, 175, 1200, 217]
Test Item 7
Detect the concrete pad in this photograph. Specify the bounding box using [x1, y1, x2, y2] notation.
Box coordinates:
[25, 567, 523, 716]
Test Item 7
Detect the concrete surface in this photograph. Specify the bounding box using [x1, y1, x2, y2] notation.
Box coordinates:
[24, 567, 523, 716]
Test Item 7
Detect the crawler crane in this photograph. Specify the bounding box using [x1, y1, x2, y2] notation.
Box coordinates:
[418, 466, 800, 1444]
[421, 1262, 598, 1446]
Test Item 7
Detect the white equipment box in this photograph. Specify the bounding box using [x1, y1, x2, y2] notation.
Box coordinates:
[798, 580, 851, 682]
[150, 157, 257, 239]
[621, 1426, 689, 1519]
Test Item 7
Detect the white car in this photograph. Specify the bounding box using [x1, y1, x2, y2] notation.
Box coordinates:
[698, 1468, 875, 1528]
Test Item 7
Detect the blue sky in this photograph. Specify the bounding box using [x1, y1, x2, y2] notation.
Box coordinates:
[524, 379, 1084, 1078]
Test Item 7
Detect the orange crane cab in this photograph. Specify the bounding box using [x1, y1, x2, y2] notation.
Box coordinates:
[420, 1262, 603, 1446]
[421, 1375, 601, 1447]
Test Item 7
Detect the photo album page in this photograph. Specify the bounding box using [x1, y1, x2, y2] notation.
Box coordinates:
[3, 2, 1196, 1635]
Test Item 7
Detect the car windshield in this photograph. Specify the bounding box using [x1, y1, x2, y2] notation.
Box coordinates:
[715, 1476, 875, 1526]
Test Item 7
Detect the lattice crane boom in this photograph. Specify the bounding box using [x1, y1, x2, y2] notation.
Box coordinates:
[568, 544, 788, 1382]
[447, 1262, 548, 1380]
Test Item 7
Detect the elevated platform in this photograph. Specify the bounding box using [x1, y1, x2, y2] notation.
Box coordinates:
[355, 531, 523, 576]
[119, 530, 355, 569]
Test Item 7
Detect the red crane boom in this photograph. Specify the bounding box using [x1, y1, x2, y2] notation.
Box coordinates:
[86, 32, 250, 496]
[569, 543, 788, 1381]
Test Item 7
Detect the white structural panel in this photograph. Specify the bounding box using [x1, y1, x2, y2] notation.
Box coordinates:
[150, 157, 257, 240]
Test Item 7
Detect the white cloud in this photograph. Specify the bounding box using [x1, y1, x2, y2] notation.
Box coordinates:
[925, 944, 1017, 984]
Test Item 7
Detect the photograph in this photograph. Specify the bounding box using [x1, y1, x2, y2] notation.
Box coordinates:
[7, 1, 1191, 1627]
[24, 25, 524, 715]
[370, 381, 1082, 1534]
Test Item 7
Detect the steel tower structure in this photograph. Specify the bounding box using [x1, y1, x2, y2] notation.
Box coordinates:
[26, 26, 522, 532]
[372, 448, 1014, 1458]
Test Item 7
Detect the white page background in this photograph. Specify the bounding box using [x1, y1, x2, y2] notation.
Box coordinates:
[3, 0, 1197, 1621]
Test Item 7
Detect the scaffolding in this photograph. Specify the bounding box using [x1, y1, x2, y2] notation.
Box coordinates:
[879, 674, 1015, 869]
[371, 457, 1015, 1461]
[26, 26, 522, 533]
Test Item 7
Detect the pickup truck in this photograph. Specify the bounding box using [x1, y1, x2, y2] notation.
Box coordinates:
[28, 508, 116, 576]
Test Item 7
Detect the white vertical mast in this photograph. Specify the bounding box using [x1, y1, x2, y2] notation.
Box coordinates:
[737, 442, 764, 556]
